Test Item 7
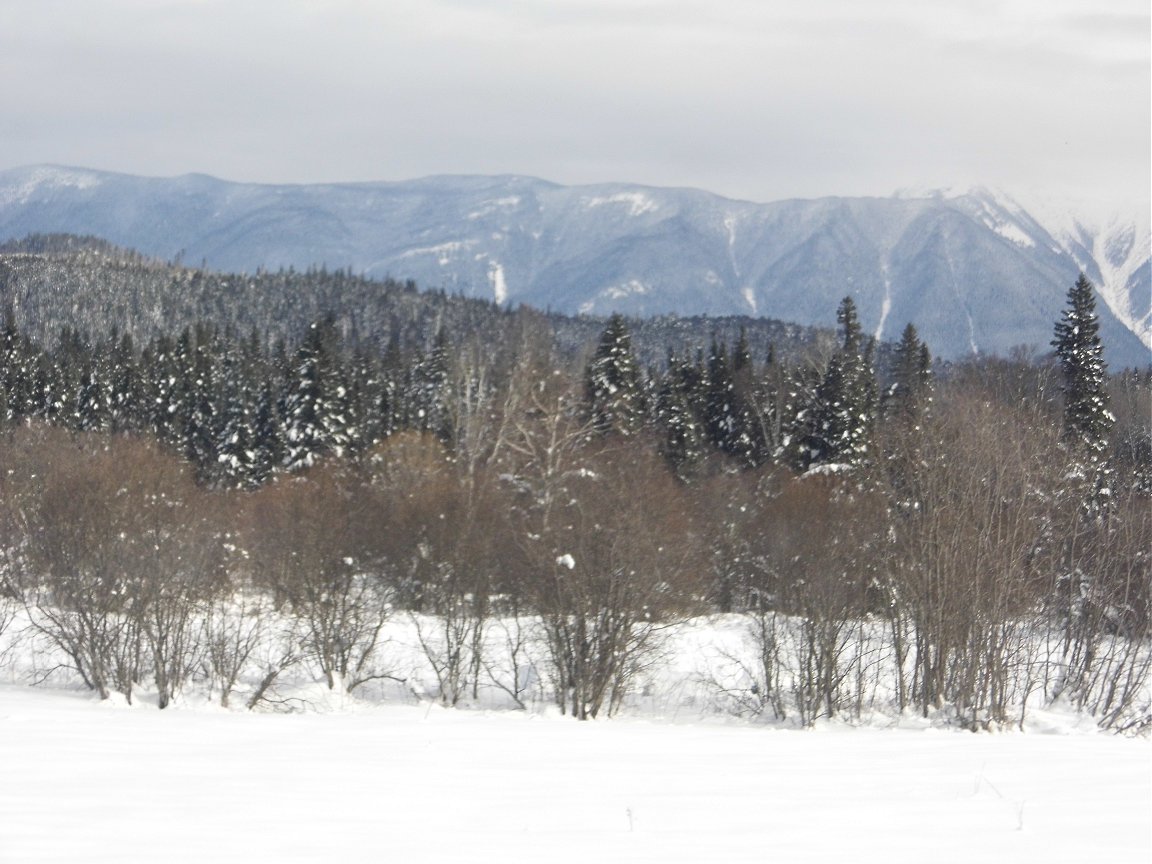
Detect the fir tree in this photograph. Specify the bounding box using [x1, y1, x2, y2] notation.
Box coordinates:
[0, 305, 25, 424]
[250, 380, 284, 484]
[75, 334, 113, 432]
[586, 313, 643, 435]
[881, 322, 933, 509]
[48, 327, 85, 427]
[409, 328, 451, 441]
[884, 323, 932, 427]
[108, 331, 144, 433]
[1052, 274, 1113, 466]
[182, 323, 223, 476]
[1050, 274, 1118, 664]
[657, 353, 706, 478]
[281, 316, 346, 470]
[803, 296, 877, 471]
[212, 339, 259, 488]
[704, 338, 736, 451]
[702, 336, 758, 464]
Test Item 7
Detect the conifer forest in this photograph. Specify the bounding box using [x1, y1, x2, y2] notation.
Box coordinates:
[0, 238, 1148, 730]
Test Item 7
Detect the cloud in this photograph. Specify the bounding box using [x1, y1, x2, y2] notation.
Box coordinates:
[0, 0, 1146, 208]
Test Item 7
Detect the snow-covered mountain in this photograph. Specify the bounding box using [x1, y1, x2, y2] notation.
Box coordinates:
[0, 165, 1147, 365]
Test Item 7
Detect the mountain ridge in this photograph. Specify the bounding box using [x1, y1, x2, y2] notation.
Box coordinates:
[0, 164, 1147, 366]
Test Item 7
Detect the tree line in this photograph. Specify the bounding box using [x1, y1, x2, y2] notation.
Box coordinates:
[0, 265, 1148, 729]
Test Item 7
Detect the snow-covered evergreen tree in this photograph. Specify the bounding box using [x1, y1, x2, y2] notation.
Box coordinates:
[885, 323, 932, 426]
[108, 331, 144, 433]
[281, 316, 349, 470]
[181, 323, 224, 476]
[586, 313, 643, 436]
[1052, 274, 1114, 483]
[656, 352, 706, 478]
[803, 296, 877, 472]
[75, 333, 114, 433]
[0, 305, 33, 425]
[879, 322, 933, 513]
[210, 338, 259, 488]
[408, 328, 450, 441]
[704, 338, 736, 450]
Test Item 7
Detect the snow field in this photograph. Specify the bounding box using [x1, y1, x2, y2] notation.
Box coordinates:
[1, 600, 1149, 862]
[0, 684, 1148, 864]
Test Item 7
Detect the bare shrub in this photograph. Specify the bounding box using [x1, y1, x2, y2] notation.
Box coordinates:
[481, 609, 543, 710]
[704, 607, 788, 721]
[200, 589, 301, 709]
[888, 395, 1051, 729]
[757, 476, 886, 724]
[17, 431, 220, 703]
[358, 432, 490, 704]
[1039, 481, 1152, 731]
[519, 442, 705, 719]
[244, 463, 394, 693]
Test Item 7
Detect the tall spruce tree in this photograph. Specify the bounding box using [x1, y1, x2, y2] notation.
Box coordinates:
[409, 328, 451, 441]
[1052, 274, 1113, 462]
[586, 313, 643, 435]
[704, 338, 736, 450]
[1052, 273, 1116, 523]
[881, 322, 933, 508]
[281, 315, 347, 470]
[0, 305, 28, 424]
[885, 323, 932, 427]
[1050, 274, 1119, 661]
[803, 296, 877, 471]
[657, 352, 706, 477]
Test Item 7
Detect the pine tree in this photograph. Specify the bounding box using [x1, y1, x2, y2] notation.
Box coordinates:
[0, 305, 25, 424]
[281, 316, 345, 470]
[885, 323, 932, 427]
[346, 346, 384, 452]
[75, 333, 113, 432]
[656, 353, 706, 478]
[49, 327, 85, 428]
[108, 331, 144, 433]
[1052, 274, 1113, 466]
[1050, 274, 1117, 665]
[803, 296, 877, 471]
[182, 323, 223, 476]
[704, 338, 736, 450]
[586, 313, 643, 435]
[409, 328, 451, 441]
[881, 322, 933, 509]
[701, 336, 759, 465]
[378, 334, 404, 440]
[744, 342, 789, 466]
[164, 327, 199, 452]
[212, 339, 259, 488]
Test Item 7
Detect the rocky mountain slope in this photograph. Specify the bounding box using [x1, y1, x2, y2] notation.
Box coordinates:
[1, 165, 1146, 365]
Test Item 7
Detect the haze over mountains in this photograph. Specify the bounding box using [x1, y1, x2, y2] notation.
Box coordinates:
[0, 165, 1147, 366]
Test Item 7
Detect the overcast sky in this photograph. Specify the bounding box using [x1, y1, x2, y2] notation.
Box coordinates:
[1, 0, 1147, 208]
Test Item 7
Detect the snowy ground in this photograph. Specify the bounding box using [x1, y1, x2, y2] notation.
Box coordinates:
[1, 683, 1148, 864]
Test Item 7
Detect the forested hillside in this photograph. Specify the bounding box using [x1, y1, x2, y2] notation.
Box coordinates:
[0, 234, 826, 370]
[0, 236, 1148, 730]
[2, 166, 1148, 366]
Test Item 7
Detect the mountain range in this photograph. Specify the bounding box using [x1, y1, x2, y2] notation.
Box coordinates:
[0, 165, 1147, 366]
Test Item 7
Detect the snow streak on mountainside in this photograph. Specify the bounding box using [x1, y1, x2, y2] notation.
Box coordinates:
[0, 165, 1147, 366]
[1010, 190, 1151, 350]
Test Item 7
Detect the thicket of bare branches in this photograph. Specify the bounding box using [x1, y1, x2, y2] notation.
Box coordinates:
[0, 341, 1147, 731]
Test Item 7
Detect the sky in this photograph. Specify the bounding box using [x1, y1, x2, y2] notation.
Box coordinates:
[0, 0, 1148, 208]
